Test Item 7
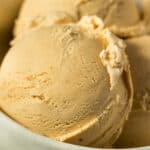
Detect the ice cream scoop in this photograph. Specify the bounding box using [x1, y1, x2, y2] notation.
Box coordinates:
[0, 17, 133, 148]
[115, 35, 150, 148]
[0, 0, 23, 40]
[14, 0, 148, 38]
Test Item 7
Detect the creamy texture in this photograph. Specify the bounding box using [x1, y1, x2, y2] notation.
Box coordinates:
[0, 19, 133, 147]
[116, 111, 150, 148]
[0, 0, 23, 40]
[103, 0, 149, 37]
[14, 0, 149, 38]
[115, 35, 150, 148]
[143, 0, 150, 33]
[78, 16, 128, 90]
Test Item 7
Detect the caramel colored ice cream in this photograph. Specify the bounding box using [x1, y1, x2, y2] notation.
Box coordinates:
[143, 0, 150, 32]
[14, 0, 148, 38]
[115, 35, 150, 148]
[0, 17, 133, 147]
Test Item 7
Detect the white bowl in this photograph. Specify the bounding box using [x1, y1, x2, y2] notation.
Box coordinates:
[0, 112, 149, 150]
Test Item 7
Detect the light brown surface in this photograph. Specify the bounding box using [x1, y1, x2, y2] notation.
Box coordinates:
[143, 0, 150, 32]
[0, 0, 23, 63]
[116, 111, 150, 148]
[14, 0, 148, 38]
[0, 0, 22, 65]
[115, 35, 150, 148]
[0, 0, 23, 41]
[0, 22, 133, 147]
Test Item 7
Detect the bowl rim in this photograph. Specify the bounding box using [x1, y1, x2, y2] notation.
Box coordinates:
[0, 112, 149, 150]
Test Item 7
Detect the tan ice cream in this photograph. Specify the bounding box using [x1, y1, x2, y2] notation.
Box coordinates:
[0, 0, 23, 41]
[0, 17, 133, 148]
[143, 0, 150, 33]
[115, 35, 150, 148]
[14, 0, 148, 38]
